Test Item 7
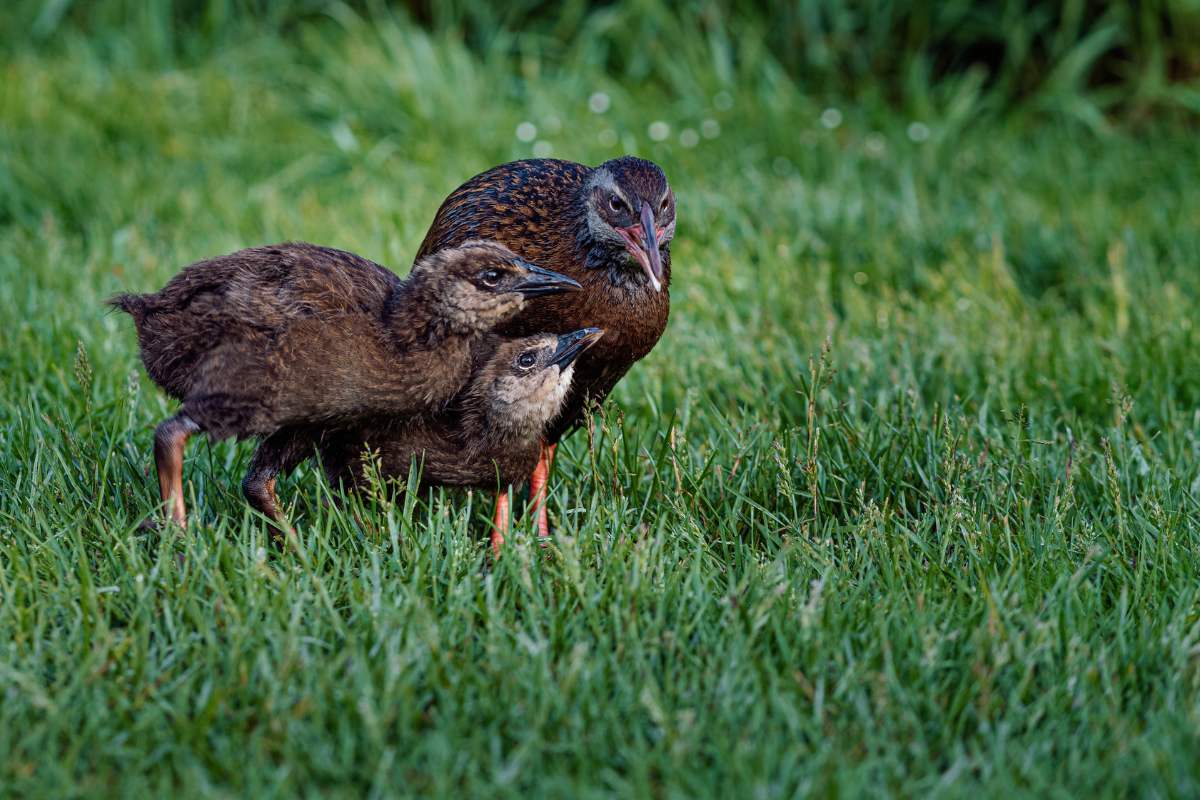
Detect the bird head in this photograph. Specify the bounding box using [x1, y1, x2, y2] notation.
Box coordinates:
[471, 327, 604, 439]
[414, 240, 580, 332]
[583, 156, 675, 292]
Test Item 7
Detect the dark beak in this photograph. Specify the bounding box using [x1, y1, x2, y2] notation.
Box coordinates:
[512, 260, 582, 297]
[552, 327, 604, 368]
[638, 200, 664, 292]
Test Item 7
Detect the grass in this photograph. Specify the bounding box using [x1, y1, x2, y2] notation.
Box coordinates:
[3, 5, 1200, 797]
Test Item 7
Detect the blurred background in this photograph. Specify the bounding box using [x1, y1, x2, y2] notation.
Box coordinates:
[9, 0, 1200, 116]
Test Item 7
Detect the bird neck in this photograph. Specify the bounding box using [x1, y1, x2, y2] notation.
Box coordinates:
[454, 394, 542, 454]
[383, 279, 471, 347]
[579, 236, 667, 293]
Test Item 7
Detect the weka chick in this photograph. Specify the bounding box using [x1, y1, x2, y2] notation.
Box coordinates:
[320, 327, 604, 553]
[111, 240, 579, 529]
[415, 156, 677, 536]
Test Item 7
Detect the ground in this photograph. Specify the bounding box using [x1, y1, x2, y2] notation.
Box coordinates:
[1, 10, 1199, 798]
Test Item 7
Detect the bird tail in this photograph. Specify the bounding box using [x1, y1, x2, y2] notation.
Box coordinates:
[107, 292, 149, 324]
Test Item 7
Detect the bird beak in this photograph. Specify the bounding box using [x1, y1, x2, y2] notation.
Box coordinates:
[511, 260, 582, 297]
[552, 327, 604, 368]
[616, 201, 665, 292]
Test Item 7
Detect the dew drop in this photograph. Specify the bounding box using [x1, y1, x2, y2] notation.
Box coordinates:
[516, 121, 537, 142]
[820, 108, 842, 129]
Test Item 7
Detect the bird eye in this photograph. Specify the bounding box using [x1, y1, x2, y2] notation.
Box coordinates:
[516, 352, 538, 369]
[660, 197, 669, 211]
[608, 195, 626, 213]
[479, 268, 503, 287]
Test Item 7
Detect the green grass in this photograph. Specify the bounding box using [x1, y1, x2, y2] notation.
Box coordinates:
[3, 6, 1200, 798]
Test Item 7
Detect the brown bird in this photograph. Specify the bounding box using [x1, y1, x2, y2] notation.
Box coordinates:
[110, 240, 579, 530]
[414, 156, 676, 538]
[320, 327, 604, 553]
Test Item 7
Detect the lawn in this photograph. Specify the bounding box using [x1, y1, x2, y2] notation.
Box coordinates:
[2, 4, 1200, 797]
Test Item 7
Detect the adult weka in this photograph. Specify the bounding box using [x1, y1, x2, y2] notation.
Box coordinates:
[415, 156, 676, 538]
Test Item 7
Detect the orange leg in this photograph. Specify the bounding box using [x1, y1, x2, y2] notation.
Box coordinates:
[154, 413, 199, 528]
[490, 488, 511, 556]
[528, 442, 557, 540]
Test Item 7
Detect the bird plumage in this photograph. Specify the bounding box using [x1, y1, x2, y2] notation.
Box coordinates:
[111, 240, 579, 528]
[415, 157, 674, 441]
[319, 329, 601, 494]
[113, 241, 570, 439]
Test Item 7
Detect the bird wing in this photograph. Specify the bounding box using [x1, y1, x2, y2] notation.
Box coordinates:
[414, 159, 590, 263]
[239, 243, 401, 320]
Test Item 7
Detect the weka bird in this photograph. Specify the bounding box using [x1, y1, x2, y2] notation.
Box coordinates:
[414, 156, 676, 537]
[320, 327, 603, 553]
[111, 240, 579, 529]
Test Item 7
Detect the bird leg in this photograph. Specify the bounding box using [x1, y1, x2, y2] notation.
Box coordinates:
[242, 467, 283, 521]
[491, 488, 511, 555]
[528, 441, 557, 540]
[243, 469, 297, 548]
[243, 431, 309, 547]
[154, 413, 200, 528]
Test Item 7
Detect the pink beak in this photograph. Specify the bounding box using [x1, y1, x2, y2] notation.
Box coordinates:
[616, 200, 664, 292]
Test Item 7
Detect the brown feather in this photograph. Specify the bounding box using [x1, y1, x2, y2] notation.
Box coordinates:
[415, 156, 674, 441]
[111, 240, 558, 441]
[319, 333, 583, 492]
